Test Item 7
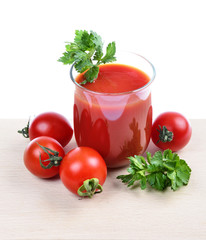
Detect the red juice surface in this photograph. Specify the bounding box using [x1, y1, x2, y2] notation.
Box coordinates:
[76, 64, 149, 93]
[73, 63, 152, 168]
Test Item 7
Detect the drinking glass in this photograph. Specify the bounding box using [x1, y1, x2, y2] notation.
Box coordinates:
[70, 52, 155, 168]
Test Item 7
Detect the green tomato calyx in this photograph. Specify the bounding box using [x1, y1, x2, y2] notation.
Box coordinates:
[157, 125, 173, 143]
[18, 118, 30, 138]
[36, 142, 62, 169]
[77, 178, 103, 198]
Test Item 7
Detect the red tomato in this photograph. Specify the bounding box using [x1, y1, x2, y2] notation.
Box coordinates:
[59, 147, 107, 197]
[151, 112, 192, 151]
[24, 136, 65, 178]
[29, 112, 73, 147]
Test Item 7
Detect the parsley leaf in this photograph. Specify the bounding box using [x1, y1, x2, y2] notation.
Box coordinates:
[117, 156, 147, 189]
[117, 150, 191, 191]
[84, 65, 99, 84]
[166, 159, 191, 190]
[150, 150, 163, 167]
[101, 42, 116, 64]
[58, 30, 116, 84]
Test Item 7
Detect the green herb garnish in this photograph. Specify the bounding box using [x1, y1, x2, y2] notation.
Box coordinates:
[117, 149, 191, 191]
[58, 30, 116, 84]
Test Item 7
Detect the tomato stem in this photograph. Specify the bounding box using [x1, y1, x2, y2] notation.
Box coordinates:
[36, 142, 62, 169]
[157, 125, 173, 143]
[77, 178, 103, 198]
[18, 118, 30, 138]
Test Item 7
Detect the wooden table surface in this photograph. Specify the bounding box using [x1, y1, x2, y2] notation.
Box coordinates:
[0, 119, 205, 240]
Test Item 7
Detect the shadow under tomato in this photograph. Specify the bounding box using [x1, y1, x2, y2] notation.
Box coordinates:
[36, 173, 61, 182]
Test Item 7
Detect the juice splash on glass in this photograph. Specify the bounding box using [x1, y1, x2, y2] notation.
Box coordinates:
[71, 52, 155, 168]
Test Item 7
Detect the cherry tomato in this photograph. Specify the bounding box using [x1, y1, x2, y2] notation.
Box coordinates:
[20, 112, 73, 147]
[151, 112, 192, 151]
[24, 136, 65, 178]
[59, 147, 107, 197]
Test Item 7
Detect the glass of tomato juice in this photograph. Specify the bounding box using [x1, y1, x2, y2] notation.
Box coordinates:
[70, 52, 155, 168]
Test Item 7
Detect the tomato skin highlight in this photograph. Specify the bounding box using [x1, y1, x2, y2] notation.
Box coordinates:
[29, 112, 73, 147]
[59, 147, 107, 195]
[151, 112, 192, 152]
[24, 136, 65, 178]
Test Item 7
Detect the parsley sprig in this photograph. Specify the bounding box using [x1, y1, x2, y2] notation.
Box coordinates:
[58, 30, 116, 84]
[117, 149, 191, 191]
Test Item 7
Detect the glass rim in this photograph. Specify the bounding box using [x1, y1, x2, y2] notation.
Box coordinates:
[70, 52, 156, 96]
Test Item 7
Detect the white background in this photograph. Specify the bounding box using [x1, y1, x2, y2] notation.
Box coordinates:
[1, 0, 206, 120]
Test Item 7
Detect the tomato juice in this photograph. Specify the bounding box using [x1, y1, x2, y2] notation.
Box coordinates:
[79, 64, 151, 93]
[71, 55, 155, 168]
